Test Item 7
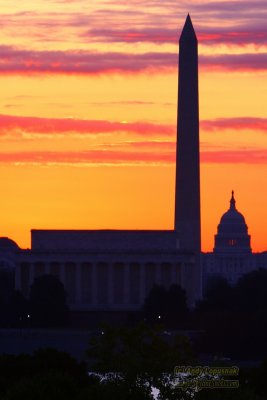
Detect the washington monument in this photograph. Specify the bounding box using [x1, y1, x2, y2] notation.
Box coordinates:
[175, 14, 201, 254]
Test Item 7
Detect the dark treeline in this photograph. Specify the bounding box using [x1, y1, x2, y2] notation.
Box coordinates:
[142, 269, 267, 361]
[0, 269, 267, 398]
[0, 331, 266, 399]
[0, 273, 69, 328]
[1, 269, 267, 361]
[194, 269, 267, 360]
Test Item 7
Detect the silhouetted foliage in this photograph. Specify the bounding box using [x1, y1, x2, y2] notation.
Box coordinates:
[87, 322, 194, 399]
[7, 290, 29, 327]
[0, 270, 16, 326]
[0, 354, 154, 400]
[194, 361, 267, 400]
[195, 386, 265, 400]
[194, 270, 267, 359]
[143, 284, 189, 328]
[3, 371, 79, 400]
[249, 359, 267, 398]
[165, 284, 189, 327]
[142, 285, 167, 322]
[79, 377, 154, 400]
[235, 269, 267, 313]
[0, 348, 88, 399]
[197, 276, 234, 312]
[0, 333, 267, 399]
[29, 274, 69, 327]
[0, 290, 29, 328]
[0, 270, 14, 301]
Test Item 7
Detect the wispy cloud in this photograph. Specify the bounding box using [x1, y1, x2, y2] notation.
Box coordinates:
[84, 25, 267, 47]
[201, 117, 267, 132]
[200, 53, 267, 72]
[0, 147, 266, 166]
[0, 45, 266, 75]
[0, 46, 175, 74]
[1, 1, 266, 51]
[0, 150, 174, 165]
[193, 0, 267, 19]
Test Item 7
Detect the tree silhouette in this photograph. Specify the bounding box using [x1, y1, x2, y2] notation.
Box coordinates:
[0, 349, 88, 399]
[87, 323, 194, 399]
[198, 276, 234, 312]
[142, 285, 167, 324]
[3, 371, 78, 400]
[235, 268, 267, 313]
[0, 269, 14, 301]
[165, 284, 188, 327]
[29, 274, 69, 327]
[194, 270, 267, 359]
[142, 284, 188, 328]
[7, 290, 29, 327]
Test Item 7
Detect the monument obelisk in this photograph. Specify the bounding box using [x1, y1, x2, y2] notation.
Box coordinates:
[175, 15, 201, 300]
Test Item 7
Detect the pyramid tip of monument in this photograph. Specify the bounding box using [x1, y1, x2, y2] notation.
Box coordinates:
[180, 14, 197, 42]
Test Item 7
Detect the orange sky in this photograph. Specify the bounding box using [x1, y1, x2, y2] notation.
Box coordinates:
[0, 0, 266, 251]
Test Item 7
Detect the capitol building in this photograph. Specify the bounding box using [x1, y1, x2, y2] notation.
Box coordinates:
[202, 191, 267, 287]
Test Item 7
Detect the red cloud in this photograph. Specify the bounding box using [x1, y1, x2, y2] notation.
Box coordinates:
[201, 149, 267, 164]
[198, 29, 267, 47]
[201, 117, 267, 132]
[0, 150, 174, 164]
[0, 148, 266, 165]
[0, 114, 174, 136]
[1, 115, 267, 139]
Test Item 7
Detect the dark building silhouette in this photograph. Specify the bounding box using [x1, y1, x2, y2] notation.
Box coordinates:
[1, 16, 203, 310]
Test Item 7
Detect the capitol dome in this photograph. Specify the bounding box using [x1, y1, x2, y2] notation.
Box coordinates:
[214, 191, 251, 254]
